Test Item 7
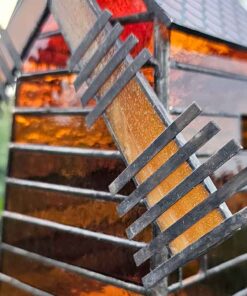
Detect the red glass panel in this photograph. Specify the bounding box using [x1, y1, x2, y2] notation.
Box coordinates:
[97, 0, 147, 17]
[22, 35, 70, 73]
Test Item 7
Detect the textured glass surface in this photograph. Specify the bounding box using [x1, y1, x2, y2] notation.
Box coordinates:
[106, 78, 224, 254]
[10, 150, 126, 191]
[0, 283, 32, 296]
[22, 35, 70, 73]
[170, 29, 247, 75]
[1, 251, 142, 296]
[16, 74, 80, 108]
[241, 115, 247, 149]
[6, 186, 151, 241]
[169, 69, 247, 115]
[13, 115, 115, 149]
[3, 219, 149, 284]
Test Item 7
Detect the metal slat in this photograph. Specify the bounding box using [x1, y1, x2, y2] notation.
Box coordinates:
[3, 211, 146, 249]
[127, 140, 240, 240]
[86, 49, 152, 127]
[1, 243, 146, 295]
[0, 54, 12, 82]
[109, 103, 202, 195]
[74, 23, 123, 91]
[0, 273, 53, 296]
[9, 143, 122, 159]
[6, 178, 125, 203]
[69, 10, 112, 70]
[142, 207, 247, 289]
[13, 107, 91, 115]
[117, 122, 220, 217]
[81, 34, 138, 106]
[135, 165, 247, 267]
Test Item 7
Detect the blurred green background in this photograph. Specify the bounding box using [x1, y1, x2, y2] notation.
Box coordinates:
[0, 103, 11, 210]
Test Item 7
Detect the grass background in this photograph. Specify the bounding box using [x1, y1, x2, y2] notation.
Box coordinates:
[0, 103, 11, 210]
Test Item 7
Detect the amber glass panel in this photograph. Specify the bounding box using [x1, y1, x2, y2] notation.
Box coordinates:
[2, 251, 142, 296]
[16, 74, 80, 108]
[3, 219, 149, 284]
[169, 69, 247, 115]
[22, 35, 70, 73]
[170, 29, 247, 76]
[0, 283, 32, 296]
[13, 115, 115, 149]
[6, 186, 151, 241]
[10, 151, 126, 191]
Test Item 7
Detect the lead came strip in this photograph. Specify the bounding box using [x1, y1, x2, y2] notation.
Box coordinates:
[134, 166, 247, 267]
[0, 54, 12, 82]
[117, 122, 220, 217]
[81, 34, 138, 106]
[127, 140, 240, 240]
[86, 48, 152, 127]
[109, 103, 201, 195]
[142, 207, 247, 288]
[74, 23, 123, 91]
[68, 10, 112, 70]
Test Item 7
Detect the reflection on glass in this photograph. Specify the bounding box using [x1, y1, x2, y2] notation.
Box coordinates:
[169, 69, 247, 115]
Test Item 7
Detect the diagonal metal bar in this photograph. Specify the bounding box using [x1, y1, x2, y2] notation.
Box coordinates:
[134, 151, 247, 267]
[109, 103, 201, 195]
[142, 207, 247, 289]
[0, 82, 7, 101]
[127, 140, 240, 240]
[81, 34, 138, 106]
[0, 28, 22, 69]
[117, 122, 220, 217]
[74, 23, 123, 91]
[68, 10, 112, 70]
[0, 54, 12, 82]
[0, 273, 53, 296]
[86, 49, 152, 127]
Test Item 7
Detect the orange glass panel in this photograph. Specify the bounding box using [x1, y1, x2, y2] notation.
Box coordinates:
[0, 283, 32, 296]
[16, 74, 81, 108]
[10, 151, 125, 191]
[3, 219, 149, 284]
[170, 29, 247, 76]
[22, 35, 70, 73]
[13, 115, 115, 149]
[2, 251, 142, 296]
[6, 186, 151, 242]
